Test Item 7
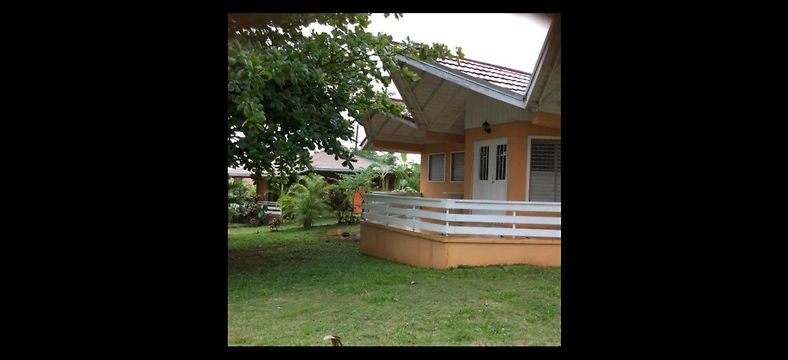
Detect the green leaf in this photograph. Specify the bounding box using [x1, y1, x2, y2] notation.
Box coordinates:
[259, 70, 272, 80]
[227, 13, 456, 181]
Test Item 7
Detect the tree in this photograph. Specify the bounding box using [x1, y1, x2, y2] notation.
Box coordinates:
[279, 173, 332, 229]
[228, 13, 463, 182]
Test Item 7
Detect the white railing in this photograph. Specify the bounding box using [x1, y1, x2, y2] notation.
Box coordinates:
[260, 201, 282, 216]
[362, 193, 561, 239]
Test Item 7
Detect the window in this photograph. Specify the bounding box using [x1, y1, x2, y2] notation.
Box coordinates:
[529, 139, 561, 202]
[451, 152, 465, 182]
[428, 153, 445, 182]
[495, 144, 507, 180]
[479, 146, 489, 180]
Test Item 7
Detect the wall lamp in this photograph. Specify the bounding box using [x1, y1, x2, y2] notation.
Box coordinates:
[482, 121, 491, 134]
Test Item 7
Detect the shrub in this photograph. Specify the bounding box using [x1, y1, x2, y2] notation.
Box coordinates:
[228, 179, 262, 225]
[280, 173, 332, 229]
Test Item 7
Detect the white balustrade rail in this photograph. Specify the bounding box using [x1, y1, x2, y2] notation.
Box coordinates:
[362, 193, 561, 238]
[260, 201, 282, 216]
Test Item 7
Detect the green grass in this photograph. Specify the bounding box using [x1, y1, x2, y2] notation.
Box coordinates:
[228, 218, 561, 346]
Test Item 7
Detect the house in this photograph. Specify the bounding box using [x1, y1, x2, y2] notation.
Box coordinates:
[359, 15, 561, 268]
[229, 150, 394, 211]
[300, 150, 393, 189]
[295, 150, 394, 214]
[227, 167, 255, 185]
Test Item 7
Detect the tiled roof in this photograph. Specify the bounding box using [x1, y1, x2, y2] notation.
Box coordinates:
[230, 151, 387, 178]
[301, 151, 389, 173]
[434, 57, 531, 95]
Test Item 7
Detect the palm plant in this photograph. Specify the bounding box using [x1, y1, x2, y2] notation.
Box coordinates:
[279, 173, 332, 229]
[389, 161, 420, 192]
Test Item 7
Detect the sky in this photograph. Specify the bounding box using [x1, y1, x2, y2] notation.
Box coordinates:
[306, 13, 553, 163]
[367, 13, 552, 74]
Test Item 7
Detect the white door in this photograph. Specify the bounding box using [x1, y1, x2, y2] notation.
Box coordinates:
[472, 138, 508, 203]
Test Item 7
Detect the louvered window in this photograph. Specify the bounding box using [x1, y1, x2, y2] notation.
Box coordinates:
[479, 146, 489, 180]
[529, 139, 561, 202]
[451, 152, 465, 182]
[428, 153, 445, 182]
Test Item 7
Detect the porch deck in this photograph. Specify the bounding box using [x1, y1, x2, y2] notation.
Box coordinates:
[360, 193, 561, 268]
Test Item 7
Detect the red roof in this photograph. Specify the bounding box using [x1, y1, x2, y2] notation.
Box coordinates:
[434, 57, 531, 95]
[390, 40, 531, 95]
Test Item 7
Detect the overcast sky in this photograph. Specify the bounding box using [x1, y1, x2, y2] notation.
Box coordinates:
[307, 13, 553, 163]
[367, 13, 551, 73]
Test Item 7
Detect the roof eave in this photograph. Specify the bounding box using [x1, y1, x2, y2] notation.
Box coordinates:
[524, 16, 560, 112]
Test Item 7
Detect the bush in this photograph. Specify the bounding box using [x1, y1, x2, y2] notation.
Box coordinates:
[228, 204, 237, 224]
[392, 186, 418, 193]
[327, 187, 354, 225]
[280, 173, 332, 229]
[228, 179, 263, 225]
[333, 164, 380, 225]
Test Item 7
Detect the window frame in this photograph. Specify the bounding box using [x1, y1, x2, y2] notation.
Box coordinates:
[525, 135, 561, 202]
[427, 152, 447, 183]
[449, 151, 465, 183]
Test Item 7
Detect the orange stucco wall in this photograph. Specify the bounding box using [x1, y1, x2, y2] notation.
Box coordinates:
[360, 221, 560, 268]
[462, 120, 561, 201]
[419, 119, 560, 201]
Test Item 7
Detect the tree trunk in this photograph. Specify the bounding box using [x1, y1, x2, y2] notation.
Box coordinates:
[304, 218, 313, 229]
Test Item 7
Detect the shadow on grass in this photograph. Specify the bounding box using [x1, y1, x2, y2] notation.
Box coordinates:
[228, 223, 365, 276]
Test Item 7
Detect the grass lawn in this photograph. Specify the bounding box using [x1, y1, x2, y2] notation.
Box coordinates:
[228, 218, 561, 346]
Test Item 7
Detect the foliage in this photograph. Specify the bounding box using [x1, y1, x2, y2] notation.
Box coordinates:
[279, 173, 333, 229]
[228, 180, 257, 203]
[327, 186, 353, 225]
[404, 163, 420, 191]
[268, 217, 281, 231]
[354, 149, 398, 166]
[389, 161, 420, 191]
[228, 204, 236, 224]
[228, 13, 463, 182]
[328, 164, 382, 224]
[379, 152, 398, 166]
[339, 212, 360, 225]
[392, 185, 418, 193]
[228, 180, 263, 225]
[337, 163, 380, 194]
